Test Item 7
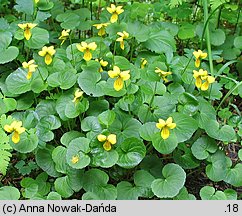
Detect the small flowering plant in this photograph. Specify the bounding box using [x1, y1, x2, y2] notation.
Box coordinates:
[0, 0, 241, 201]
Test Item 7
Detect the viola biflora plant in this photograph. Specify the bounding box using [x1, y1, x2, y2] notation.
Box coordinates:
[0, 0, 241, 201]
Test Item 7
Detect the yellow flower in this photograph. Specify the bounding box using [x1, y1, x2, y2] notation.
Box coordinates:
[18, 23, 37, 40]
[4, 121, 26, 144]
[155, 67, 172, 82]
[71, 155, 79, 164]
[141, 58, 148, 69]
[76, 42, 97, 61]
[193, 69, 215, 91]
[72, 89, 83, 103]
[108, 66, 130, 91]
[22, 59, 38, 80]
[97, 134, 117, 151]
[58, 29, 70, 45]
[201, 75, 215, 91]
[106, 4, 124, 23]
[38, 46, 56, 65]
[95, 58, 108, 72]
[116, 31, 129, 50]
[193, 50, 207, 68]
[93, 23, 109, 36]
[156, 117, 176, 140]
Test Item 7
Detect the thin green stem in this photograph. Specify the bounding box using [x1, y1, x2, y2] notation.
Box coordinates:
[69, 31, 76, 68]
[129, 38, 134, 62]
[181, 54, 193, 76]
[234, 6, 241, 34]
[200, 4, 223, 50]
[203, 0, 214, 76]
[144, 81, 158, 123]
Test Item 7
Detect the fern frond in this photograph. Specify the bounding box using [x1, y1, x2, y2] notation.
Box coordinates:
[210, 0, 228, 10]
[0, 129, 12, 175]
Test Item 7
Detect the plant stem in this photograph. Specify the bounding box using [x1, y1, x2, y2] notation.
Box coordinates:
[69, 31, 76, 68]
[144, 81, 158, 123]
[129, 38, 134, 62]
[234, 6, 241, 34]
[203, 0, 214, 76]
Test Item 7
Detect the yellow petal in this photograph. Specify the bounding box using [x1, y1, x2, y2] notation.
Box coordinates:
[47, 46, 56, 56]
[4, 124, 13, 133]
[116, 6, 124, 14]
[120, 70, 130, 80]
[107, 134, 116, 145]
[83, 50, 92, 61]
[12, 131, 20, 144]
[200, 52, 207, 59]
[195, 77, 202, 88]
[107, 4, 115, 13]
[100, 59, 108, 67]
[114, 77, 124, 91]
[193, 50, 201, 59]
[201, 81, 209, 91]
[207, 76, 215, 84]
[193, 70, 199, 79]
[98, 28, 106, 36]
[26, 71, 33, 80]
[22, 62, 29, 68]
[167, 123, 176, 129]
[27, 23, 37, 29]
[120, 41, 125, 50]
[45, 54, 52, 65]
[156, 119, 166, 129]
[16, 127, 25, 134]
[87, 42, 97, 51]
[24, 28, 31, 40]
[110, 13, 118, 23]
[195, 59, 200, 68]
[76, 43, 86, 52]
[18, 23, 27, 29]
[38, 50, 46, 57]
[103, 141, 112, 151]
[161, 126, 170, 140]
[108, 66, 120, 78]
[71, 155, 79, 164]
[97, 134, 107, 142]
[123, 31, 129, 38]
[166, 117, 173, 124]
[81, 41, 88, 48]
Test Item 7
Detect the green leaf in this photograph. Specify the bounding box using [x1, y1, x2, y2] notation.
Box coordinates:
[47, 71, 77, 90]
[171, 112, 198, 143]
[173, 143, 200, 169]
[0, 46, 19, 64]
[54, 176, 73, 198]
[114, 56, 131, 70]
[117, 181, 142, 200]
[36, 145, 61, 178]
[6, 68, 31, 94]
[200, 186, 227, 200]
[56, 12, 80, 30]
[9, 129, 38, 153]
[66, 137, 91, 169]
[127, 22, 149, 42]
[0, 186, 20, 200]
[25, 27, 49, 49]
[139, 122, 157, 141]
[98, 110, 116, 127]
[14, 0, 34, 15]
[91, 146, 119, 168]
[191, 136, 218, 160]
[151, 163, 186, 198]
[152, 133, 178, 154]
[47, 192, 62, 200]
[206, 150, 227, 182]
[224, 164, 242, 187]
[52, 146, 69, 174]
[83, 169, 117, 200]
[234, 36, 242, 49]
[60, 131, 83, 147]
[178, 23, 195, 40]
[143, 30, 176, 56]
[77, 61, 105, 97]
[116, 138, 146, 169]
[134, 170, 155, 190]
[210, 29, 226, 46]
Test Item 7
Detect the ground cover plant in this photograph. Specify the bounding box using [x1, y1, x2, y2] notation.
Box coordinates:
[0, 0, 241, 200]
